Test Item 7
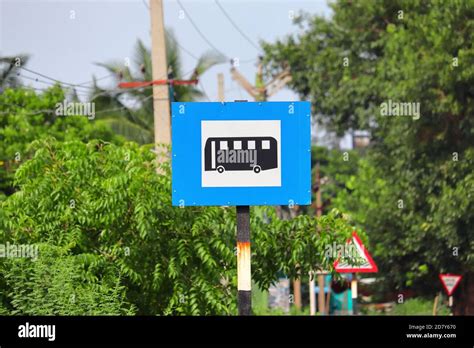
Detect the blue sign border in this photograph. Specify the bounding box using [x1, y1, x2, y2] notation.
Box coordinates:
[171, 101, 311, 206]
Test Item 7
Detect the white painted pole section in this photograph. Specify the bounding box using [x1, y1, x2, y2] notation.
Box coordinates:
[237, 242, 251, 291]
[309, 271, 316, 315]
[351, 279, 358, 299]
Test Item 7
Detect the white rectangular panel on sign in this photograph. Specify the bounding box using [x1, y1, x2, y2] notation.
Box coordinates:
[201, 120, 281, 187]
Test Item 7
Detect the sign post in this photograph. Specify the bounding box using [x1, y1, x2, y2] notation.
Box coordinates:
[236, 206, 251, 315]
[439, 274, 462, 314]
[351, 272, 358, 315]
[171, 101, 311, 315]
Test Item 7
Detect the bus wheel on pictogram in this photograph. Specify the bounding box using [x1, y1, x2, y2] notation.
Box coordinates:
[253, 165, 261, 174]
[217, 166, 225, 173]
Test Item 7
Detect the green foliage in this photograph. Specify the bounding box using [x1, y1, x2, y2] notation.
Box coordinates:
[362, 297, 451, 316]
[0, 86, 123, 196]
[251, 282, 311, 316]
[390, 298, 450, 316]
[252, 207, 359, 288]
[310, 146, 360, 215]
[1, 244, 135, 315]
[263, 0, 474, 302]
[0, 138, 359, 315]
[336, 149, 474, 293]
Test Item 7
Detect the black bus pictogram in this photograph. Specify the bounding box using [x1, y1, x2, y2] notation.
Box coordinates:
[204, 137, 278, 174]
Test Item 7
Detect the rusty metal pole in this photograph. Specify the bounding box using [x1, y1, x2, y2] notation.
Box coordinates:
[234, 100, 251, 315]
[237, 205, 251, 315]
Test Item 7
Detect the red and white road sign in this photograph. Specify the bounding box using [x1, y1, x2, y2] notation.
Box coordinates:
[334, 231, 378, 273]
[439, 274, 462, 296]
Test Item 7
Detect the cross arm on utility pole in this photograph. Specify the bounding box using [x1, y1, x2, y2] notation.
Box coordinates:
[230, 67, 259, 99]
[230, 60, 292, 101]
[265, 70, 292, 97]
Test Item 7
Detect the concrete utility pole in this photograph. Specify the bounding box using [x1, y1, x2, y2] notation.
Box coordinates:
[217, 73, 224, 102]
[150, 0, 171, 154]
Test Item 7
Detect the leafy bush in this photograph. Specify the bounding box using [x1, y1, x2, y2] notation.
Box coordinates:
[390, 298, 450, 316]
[1, 244, 135, 315]
[0, 138, 361, 315]
[0, 86, 123, 196]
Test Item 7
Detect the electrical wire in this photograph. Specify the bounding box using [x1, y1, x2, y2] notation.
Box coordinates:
[76, 73, 116, 86]
[0, 94, 161, 117]
[18, 73, 93, 92]
[176, 0, 229, 59]
[198, 81, 211, 101]
[165, 31, 201, 61]
[19, 67, 96, 90]
[214, 0, 261, 52]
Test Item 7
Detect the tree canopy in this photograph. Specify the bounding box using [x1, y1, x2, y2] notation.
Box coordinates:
[263, 0, 474, 313]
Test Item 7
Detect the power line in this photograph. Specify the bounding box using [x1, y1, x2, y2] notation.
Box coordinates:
[18, 67, 116, 89]
[240, 58, 259, 64]
[170, 34, 201, 61]
[18, 73, 108, 95]
[176, 0, 229, 59]
[214, 0, 261, 52]
[76, 73, 116, 86]
[19, 67, 96, 90]
[17, 72, 161, 102]
[142, 1, 202, 62]
[18, 74, 68, 88]
[198, 81, 211, 101]
[0, 94, 162, 117]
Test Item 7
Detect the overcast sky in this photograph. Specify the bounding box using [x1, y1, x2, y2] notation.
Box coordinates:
[0, 0, 351, 147]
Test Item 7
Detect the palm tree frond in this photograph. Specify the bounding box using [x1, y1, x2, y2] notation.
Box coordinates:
[100, 117, 153, 144]
[193, 50, 226, 78]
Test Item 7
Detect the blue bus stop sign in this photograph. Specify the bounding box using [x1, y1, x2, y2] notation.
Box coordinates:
[171, 101, 311, 206]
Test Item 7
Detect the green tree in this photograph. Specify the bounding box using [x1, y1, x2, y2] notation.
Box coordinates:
[263, 0, 474, 314]
[309, 146, 360, 216]
[0, 86, 123, 197]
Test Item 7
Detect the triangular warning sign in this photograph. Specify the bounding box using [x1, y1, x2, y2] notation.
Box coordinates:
[334, 231, 378, 273]
[439, 274, 462, 296]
